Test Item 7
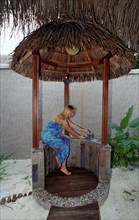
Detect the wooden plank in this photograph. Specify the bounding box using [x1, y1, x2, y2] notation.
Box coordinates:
[45, 167, 98, 197]
[47, 202, 100, 220]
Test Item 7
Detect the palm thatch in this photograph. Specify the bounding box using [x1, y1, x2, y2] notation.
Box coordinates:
[0, 0, 139, 51]
[11, 20, 135, 82]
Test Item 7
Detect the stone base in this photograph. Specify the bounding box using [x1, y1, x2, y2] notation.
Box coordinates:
[32, 138, 111, 208]
[33, 182, 110, 208]
[67, 138, 111, 183]
[32, 145, 45, 190]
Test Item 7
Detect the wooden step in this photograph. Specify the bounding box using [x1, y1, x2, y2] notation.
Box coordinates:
[47, 202, 100, 220]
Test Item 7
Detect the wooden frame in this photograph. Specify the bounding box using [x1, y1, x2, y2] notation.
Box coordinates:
[102, 58, 110, 144]
[32, 50, 112, 148]
[32, 52, 40, 148]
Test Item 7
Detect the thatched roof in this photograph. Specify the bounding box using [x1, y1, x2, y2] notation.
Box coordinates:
[11, 20, 135, 82]
[0, 0, 139, 51]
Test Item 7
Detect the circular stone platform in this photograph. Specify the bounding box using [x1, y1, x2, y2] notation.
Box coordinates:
[33, 182, 110, 209]
[32, 138, 111, 209]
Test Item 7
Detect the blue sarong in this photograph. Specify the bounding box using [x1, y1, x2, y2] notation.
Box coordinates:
[41, 121, 71, 163]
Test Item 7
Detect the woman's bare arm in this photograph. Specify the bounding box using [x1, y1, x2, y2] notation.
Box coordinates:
[62, 120, 85, 139]
[68, 120, 89, 134]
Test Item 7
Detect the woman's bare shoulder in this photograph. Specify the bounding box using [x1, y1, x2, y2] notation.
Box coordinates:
[51, 114, 58, 121]
[52, 114, 65, 125]
[62, 118, 69, 127]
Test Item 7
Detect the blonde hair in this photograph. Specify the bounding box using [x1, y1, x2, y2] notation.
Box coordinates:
[52, 105, 76, 124]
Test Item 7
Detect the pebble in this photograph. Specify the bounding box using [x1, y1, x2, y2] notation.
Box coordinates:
[18, 193, 23, 198]
[33, 183, 109, 208]
[7, 196, 12, 203]
[0, 191, 32, 205]
[12, 194, 17, 202]
[0, 197, 6, 205]
[28, 191, 32, 196]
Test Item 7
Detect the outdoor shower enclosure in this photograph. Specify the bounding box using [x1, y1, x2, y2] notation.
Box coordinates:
[10, 20, 135, 207]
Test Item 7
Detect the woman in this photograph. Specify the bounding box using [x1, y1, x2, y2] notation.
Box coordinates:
[41, 105, 90, 176]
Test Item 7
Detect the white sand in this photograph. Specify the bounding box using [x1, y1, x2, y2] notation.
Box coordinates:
[0, 159, 139, 220]
[100, 167, 139, 220]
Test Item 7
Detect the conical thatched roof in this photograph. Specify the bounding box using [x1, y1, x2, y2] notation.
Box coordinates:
[1, 0, 139, 51]
[11, 20, 135, 82]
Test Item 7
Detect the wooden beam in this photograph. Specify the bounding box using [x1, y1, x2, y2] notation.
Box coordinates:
[102, 58, 110, 145]
[19, 51, 32, 63]
[41, 57, 58, 67]
[83, 45, 95, 73]
[41, 49, 55, 72]
[32, 52, 40, 148]
[99, 51, 112, 64]
[43, 69, 96, 75]
[40, 52, 112, 68]
[41, 57, 99, 67]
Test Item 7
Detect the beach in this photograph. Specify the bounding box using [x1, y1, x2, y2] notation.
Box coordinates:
[0, 159, 138, 220]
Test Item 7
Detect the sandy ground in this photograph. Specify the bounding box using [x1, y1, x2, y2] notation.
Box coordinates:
[0, 159, 139, 220]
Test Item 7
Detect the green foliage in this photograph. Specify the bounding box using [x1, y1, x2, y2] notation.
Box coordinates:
[134, 54, 139, 69]
[109, 106, 139, 167]
[0, 153, 13, 180]
[123, 189, 137, 201]
[21, 175, 32, 185]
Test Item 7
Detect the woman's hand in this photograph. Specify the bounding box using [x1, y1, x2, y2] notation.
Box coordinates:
[79, 135, 86, 140]
[84, 129, 91, 134]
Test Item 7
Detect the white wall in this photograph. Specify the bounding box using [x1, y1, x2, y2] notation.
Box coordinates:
[0, 67, 139, 159]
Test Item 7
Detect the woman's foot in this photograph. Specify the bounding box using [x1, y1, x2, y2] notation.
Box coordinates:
[61, 167, 71, 176]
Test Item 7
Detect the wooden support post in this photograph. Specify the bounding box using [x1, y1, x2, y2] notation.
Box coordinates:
[64, 55, 70, 108]
[64, 82, 69, 135]
[102, 58, 109, 145]
[64, 82, 69, 107]
[32, 52, 40, 148]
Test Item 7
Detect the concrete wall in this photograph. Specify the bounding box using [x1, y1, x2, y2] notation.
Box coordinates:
[0, 67, 139, 159]
[0, 70, 32, 158]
